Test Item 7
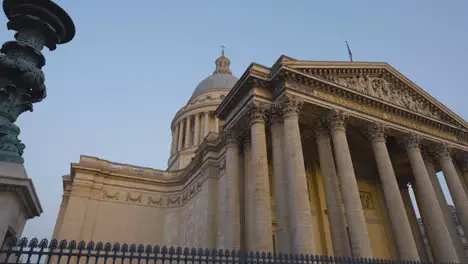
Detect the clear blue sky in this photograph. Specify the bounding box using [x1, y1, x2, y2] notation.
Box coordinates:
[1, 0, 467, 239]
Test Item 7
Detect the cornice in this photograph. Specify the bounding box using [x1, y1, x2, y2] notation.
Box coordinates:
[215, 63, 270, 120]
[276, 67, 468, 145]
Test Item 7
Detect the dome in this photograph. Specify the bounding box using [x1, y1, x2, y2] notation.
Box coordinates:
[190, 49, 238, 99]
[192, 73, 238, 98]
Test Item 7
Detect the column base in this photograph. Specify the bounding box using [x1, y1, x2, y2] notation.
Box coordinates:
[0, 162, 42, 248]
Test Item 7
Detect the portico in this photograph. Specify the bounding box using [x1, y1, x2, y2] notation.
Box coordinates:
[216, 56, 468, 263]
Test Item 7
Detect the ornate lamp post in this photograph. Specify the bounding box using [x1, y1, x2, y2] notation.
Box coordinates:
[0, 0, 75, 245]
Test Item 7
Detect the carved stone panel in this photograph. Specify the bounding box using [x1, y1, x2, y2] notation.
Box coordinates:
[321, 74, 441, 120]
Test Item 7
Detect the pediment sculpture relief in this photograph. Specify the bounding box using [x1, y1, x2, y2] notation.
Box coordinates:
[322, 74, 441, 120]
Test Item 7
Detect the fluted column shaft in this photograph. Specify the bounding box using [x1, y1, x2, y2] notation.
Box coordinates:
[184, 117, 191, 148]
[171, 126, 178, 154]
[215, 118, 219, 133]
[243, 138, 255, 251]
[204, 112, 210, 137]
[315, 122, 351, 257]
[224, 131, 241, 249]
[249, 106, 274, 252]
[368, 124, 418, 260]
[194, 114, 200, 146]
[400, 185, 430, 261]
[270, 115, 292, 254]
[436, 146, 468, 235]
[424, 155, 466, 262]
[281, 99, 316, 254]
[403, 135, 459, 263]
[328, 110, 372, 258]
[177, 122, 184, 151]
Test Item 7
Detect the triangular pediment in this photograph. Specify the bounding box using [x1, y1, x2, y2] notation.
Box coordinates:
[277, 58, 468, 130]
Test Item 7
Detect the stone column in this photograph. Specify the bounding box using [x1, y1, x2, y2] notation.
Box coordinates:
[269, 109, 292, 254]
[224, 131, 241, 249]
[215, 118, 220, 133]
[315, 121, 351, 257]
[423, 153, 466, 262]
[436, 145, 468, 234]
[171, 125, 178, 154]
[327, 110, 372, 258]
[184, 117, 192, 148]
[194, 114, 200, 146]
[367, 124, 419, 260]
[402, 135, 459, 263]
[248, 104, 274, 252]
[204, 112, 210, 137]
[400, 184, 429, 261]
[459, 153, 468, 188]
[177, 121, 184, 151]
[280, 98, 316, 254]
[243, 138, 255, 251]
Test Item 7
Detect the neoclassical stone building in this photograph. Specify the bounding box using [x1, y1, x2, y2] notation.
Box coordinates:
[52, 54, 468, 263]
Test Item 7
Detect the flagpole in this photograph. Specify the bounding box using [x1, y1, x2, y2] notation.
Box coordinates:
[345, 41, 353, 62]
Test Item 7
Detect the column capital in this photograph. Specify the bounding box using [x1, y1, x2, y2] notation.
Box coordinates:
[246, 102, 269, 126]
[327, 109, 348, 131]
[221, 129, 240, 147]
[400, 134, 421, 152]
[276, 95, 303, 118]
[459, 152, 468, 172]
[314, 118, 329, 138]
[367, 123, 387, 143]
[269, 103, 284, 126]
[432, 144, 453, 161]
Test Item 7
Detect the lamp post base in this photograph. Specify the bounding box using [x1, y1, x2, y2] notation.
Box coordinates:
[0, 162, 42, 247]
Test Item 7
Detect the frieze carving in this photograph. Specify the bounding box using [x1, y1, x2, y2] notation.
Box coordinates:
[316, 73, 442, 121]
[99, 178, 204, 208]
[126, 192, 142, 203]
[359, 191, 375, 210]
[313, 89, 460, 143]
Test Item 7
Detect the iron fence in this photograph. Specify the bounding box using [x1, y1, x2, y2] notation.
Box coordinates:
[0, 237, 461, 264]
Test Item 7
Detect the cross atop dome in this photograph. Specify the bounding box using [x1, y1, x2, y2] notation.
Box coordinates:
[214, 45, 232, 75]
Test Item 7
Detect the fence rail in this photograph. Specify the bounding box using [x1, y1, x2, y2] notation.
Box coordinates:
[0, 237, 460, 264]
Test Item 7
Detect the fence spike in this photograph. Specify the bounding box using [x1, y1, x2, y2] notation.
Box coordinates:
[96, 242, 104, 251]
[58, 239, 67, 250]
[176, 246, 182, 254]
[218, 249, 224, 257]
[112, 242, 121, 252]
[225, 249, 231, 257]
[191, 247, 197, 256]
[169, 246, 175, 255]
[249, 251, 255, 258]
[19, 237, 29, 247]
[68, 240, 77, 250]
[39, 238, 49, 249]
[197, 248, 204, 256]
[183, 247, 190, 255]
[211, 248, 217, 256]
[204, 248, 211, 256]
[104, 242, 112, 251]
[161, 245, 168, 254]
[28, 237, 39, 248]
[153, 245, 160, 254]
[145, 245, 152, 254]
[121, 243, 129, 253]
[129, 243, 136, 253]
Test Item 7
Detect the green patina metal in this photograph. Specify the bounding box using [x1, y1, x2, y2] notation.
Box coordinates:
[0, 0, 75, 163]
